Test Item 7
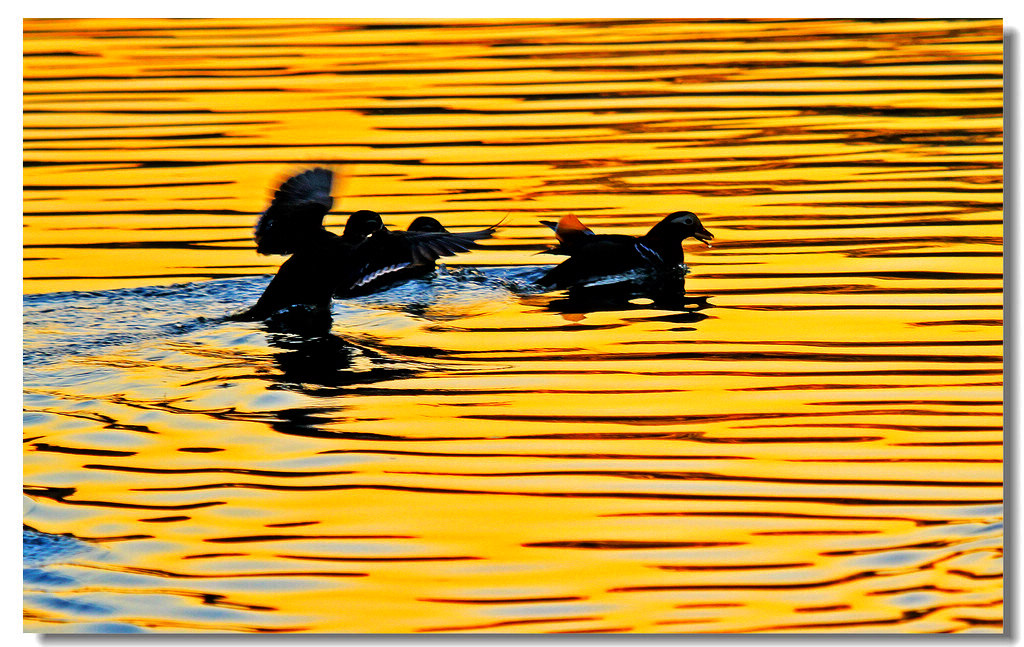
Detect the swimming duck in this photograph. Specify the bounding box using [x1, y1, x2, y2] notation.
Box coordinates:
[335, 215, 497, 298]
[239, 168, 496, 320]
[536, 211, 713, 290]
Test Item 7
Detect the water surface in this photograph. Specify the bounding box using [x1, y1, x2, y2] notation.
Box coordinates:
[23, 18, 1002, 633]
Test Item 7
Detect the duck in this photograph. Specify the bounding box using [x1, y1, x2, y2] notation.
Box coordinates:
[237, 168, 497, 320]
[239, 213, 377, 321]
[536, 211, 714, 290]
[335, 215, 497, 298]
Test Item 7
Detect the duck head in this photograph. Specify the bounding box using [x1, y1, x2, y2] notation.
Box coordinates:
[407, 216, 448, 233]
[343, 210, 385, 240]
[647, 211, 714, 248]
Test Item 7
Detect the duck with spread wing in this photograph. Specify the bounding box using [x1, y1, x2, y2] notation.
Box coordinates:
[238, 168, 497, 320]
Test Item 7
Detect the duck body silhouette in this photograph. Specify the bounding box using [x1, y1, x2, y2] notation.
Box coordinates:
[335, 216, 496, 298]
[241, 210, 383, 321]
[238, 168, 496, 321]
[537, 212, 713, 290]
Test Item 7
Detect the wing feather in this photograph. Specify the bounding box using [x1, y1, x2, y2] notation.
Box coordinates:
[254, 168, 335, 255]
[338, 223, 498, 296]
[402, 226, 495, 264]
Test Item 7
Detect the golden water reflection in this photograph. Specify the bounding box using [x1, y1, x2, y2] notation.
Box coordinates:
[24, 18, 1001, 633]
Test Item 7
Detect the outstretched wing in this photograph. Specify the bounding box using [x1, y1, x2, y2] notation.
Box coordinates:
[401, 226, 496, 265]
[254, 167, 335, 255]
[340, 225, 497, 295]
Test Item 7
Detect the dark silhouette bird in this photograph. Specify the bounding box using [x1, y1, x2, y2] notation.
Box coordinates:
[239, 214, 378, 322]
[237, 168, 497, 321]
[537, 211, 714, 290]
[335, 215, 497, 298]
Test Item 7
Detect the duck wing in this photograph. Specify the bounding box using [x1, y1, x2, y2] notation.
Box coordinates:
[339, 225, 496, 295]
[255, 167, 335, 255]
[400, 226, 496, 264]
[537, 237, 644, 289]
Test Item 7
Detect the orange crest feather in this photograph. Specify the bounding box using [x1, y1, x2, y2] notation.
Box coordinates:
[554, 213, 592, 243]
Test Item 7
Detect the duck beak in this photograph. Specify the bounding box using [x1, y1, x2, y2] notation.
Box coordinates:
[693, 225, 714, 248]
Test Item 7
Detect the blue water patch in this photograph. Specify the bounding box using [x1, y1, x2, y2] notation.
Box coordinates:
[27, 592, 111, 616]
[23, 277, 267, 368]
[24, 528, 91, 568]
[60, 622, 145, 634]
[23, 528, 94, 608]
[23, 568, 76, 587]
[23, 267, 552, 370]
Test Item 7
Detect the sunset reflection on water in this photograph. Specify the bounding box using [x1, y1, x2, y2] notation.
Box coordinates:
[23, 18, 1002, 633]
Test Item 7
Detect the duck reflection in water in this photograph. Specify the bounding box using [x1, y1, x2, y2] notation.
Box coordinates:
[236, 324, 425, 441]
[263, 330, 419, 394]
[534, 274, 713, 325]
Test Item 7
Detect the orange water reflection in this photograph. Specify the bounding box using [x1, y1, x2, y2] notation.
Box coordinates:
[24, 18, 1001, 633]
